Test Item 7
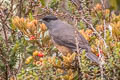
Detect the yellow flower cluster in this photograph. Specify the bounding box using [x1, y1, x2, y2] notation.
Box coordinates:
[96, 25, 104, 32]
[12, 16, 47, 39]
[40, 23, 47, 32]
[47, 53, 76, 79]
[25, 50, 44, 65]
[62, 53, 76, 66]
[60, 69, 74, 80]
[79, 29, 93, 41]
[25, 56, 33, 64]
[111, 15, 120, 40]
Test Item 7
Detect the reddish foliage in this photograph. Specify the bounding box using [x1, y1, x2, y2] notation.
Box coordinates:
[38, 52, 44, 57]
[30, 35, 36, 40]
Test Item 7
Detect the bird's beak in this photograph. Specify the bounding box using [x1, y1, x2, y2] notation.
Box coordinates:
[39, 19, 43, 22]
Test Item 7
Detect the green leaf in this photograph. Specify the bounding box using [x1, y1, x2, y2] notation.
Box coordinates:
[40, 0, 45, 6]
[10, 18, 16, 30]
[29, 13, 34, 21]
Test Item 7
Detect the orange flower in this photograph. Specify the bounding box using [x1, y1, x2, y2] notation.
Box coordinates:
[85, 29, 93, 35]
[104, 9, 110, 15]
[80, 30, 88, 39]
[94, 3, 102, 10]
[32, 20, 38, 26]
[96, 25, 104, 32]
[40, 23, 47, 31]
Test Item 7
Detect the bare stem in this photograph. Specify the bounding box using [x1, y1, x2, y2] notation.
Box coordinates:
[82, 18, 108, 48]
[74, 17, 82, 80]
[0, 48, 11, 79]
[98, 43, 104, 80]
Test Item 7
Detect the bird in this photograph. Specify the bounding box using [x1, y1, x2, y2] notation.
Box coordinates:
[41, 15, 100, 64]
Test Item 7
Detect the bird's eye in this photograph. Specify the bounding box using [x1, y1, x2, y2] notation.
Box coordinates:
[43, 18, 50, 22]
[45, 19, 50, 22]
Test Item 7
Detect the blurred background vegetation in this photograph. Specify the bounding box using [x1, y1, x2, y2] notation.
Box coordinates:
[0, 0, 120, 80]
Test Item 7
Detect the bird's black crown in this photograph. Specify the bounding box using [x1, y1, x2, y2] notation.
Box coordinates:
[42, 15, 58, 22]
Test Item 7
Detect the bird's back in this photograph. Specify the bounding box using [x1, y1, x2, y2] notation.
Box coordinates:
[48, 20, 91, 52]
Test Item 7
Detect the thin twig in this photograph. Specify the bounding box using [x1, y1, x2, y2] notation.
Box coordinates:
[0, 0, 14, 79]
[100, 0, 105, 9]
[74, 17, 82, 80]
[19, 0, 23, 17]
[100, 0, 107, 47]
[82, 18, 108, 48]
[97, 44, 104, 80]
[103, 19, 106, 41]
[0, 0, 14, 49]
[0, 48, 11, 80]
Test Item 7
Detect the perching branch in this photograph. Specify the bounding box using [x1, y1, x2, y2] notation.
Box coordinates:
[81, 18, 108, 48]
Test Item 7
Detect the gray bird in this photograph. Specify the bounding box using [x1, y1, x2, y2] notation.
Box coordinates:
[41, 15, 100, 64]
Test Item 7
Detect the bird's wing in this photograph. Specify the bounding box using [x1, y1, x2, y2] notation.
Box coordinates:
[52, 35, 76, 49]
[49, 20, 90, 51]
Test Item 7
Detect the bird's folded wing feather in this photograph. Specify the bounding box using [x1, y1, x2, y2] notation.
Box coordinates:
[49, 21, 89, 51]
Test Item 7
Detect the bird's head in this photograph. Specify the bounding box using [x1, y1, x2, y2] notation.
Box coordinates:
[40, 15, 58, 29]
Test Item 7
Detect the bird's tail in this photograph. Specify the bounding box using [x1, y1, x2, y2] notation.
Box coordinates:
[85, 52, 100, 64]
